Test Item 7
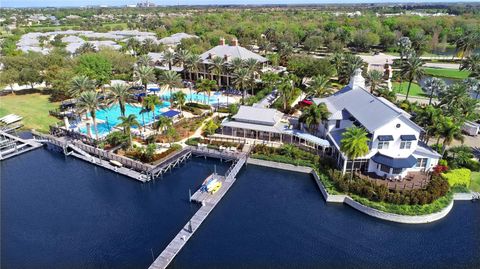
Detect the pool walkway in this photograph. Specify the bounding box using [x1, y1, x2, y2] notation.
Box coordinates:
[149, 152, 247, 269]
[0, 131, 43, 161]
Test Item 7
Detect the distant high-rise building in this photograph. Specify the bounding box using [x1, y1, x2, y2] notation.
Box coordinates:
[137, 1, 156, 8]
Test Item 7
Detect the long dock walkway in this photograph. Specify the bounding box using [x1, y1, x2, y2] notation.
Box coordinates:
[0, 131, 43, 161]
[149, 154, 247, 269]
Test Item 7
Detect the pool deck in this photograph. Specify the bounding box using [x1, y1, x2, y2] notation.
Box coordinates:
[149, 153, 247, 269]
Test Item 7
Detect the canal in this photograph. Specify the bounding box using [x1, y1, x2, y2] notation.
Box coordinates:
[2, 149, 479, 269]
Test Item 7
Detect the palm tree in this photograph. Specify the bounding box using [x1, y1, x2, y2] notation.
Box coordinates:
[142, 38, 155, 54]
[172, 91, 187, 113]
[125, 37, 140, 56]
[155, 115, 172, 134]
[229, 57, 244, 73]
[75, 43, 96, 54]
[244, 58, 259, 72]
[158, 70, 182, 108]
[440, 117, 464, 154]
[117, 114, 140, 148]
[210, 56, 225, 85]
[278, 75, 298, 112]
[70, 75, 95, 98]
[329, 52, 344, 77]
[340, 54, 364, 84]
[455, 32, 479, 60]
[460, 53, 480, 79]
[76, 91, 103, 139]
[185, 53, 201, 80]
[143, 95, 162, 123]
[366, 70, 384, 94]
[307, 75, 332, 97]
[162, 50, 176, 70]
[340, 126, 370, 179]
[422, 77, 446, 105]
[196, 79, 217, 104]
[400, 55, 425, 100]
[134, 65, 155, 94]
[376, 87, 397, 103]
[299, 103, 331, 134]
[233, 68, 252, 104]
[397, 37, 413, 61]
[108, 83, 131, 117]
[176, 49, 191, 79]
[139, 107, 149, 132]
[413, 105, 442, 143]
[137, 54, 152, 67]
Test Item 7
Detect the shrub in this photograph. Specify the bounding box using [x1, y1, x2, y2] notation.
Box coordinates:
[105, 131, 128, 147]
[441, 168, 471, 188]
[185, 102, 211, 110]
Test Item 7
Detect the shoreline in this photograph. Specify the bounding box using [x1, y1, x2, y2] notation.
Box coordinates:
[247, 158, 474, 224]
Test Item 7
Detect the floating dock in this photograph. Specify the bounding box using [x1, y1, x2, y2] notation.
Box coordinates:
[0, 131, 43, 161]
[149, 154, 247, 269]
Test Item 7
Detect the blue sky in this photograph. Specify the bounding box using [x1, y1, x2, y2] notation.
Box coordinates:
[1, 0, 477, 8]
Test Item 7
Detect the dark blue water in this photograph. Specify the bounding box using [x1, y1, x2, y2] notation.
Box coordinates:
[1, 149, 228, 269]
[2, 150, 480, 269]
[171, 165, 480, 269]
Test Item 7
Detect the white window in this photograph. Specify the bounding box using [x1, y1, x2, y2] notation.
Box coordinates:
[400, 141, 412, 149]
[416, 158, 428, 168]
[378, 141, 389, 149]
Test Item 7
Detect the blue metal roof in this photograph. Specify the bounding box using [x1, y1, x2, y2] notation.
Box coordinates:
[371, 153, 417, 169]
[377, 135, 394, 141]
[400, 135, 417, 141]
[161, 110, 181, 118]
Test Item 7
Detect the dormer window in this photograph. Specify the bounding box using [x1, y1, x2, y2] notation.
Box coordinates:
[400, 141, 412, 149]
[378, 141, 389, 149]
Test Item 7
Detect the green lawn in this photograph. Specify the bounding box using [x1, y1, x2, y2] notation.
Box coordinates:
[393, 82, 425, 97]
[422, 67, 470, 79]
[0, 93, 60, 133]
[471, 172, 480, 193]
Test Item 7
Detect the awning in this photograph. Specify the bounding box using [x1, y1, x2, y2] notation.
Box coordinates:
[283, 129, 330, 147]
[400, 135, 417, 141]
[377, 135, 393, 141]
[371, 153, 417, 169]
[161, 110, 181, 118]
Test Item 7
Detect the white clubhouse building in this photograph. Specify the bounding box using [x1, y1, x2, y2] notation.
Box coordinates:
[313, 69, 441, 179]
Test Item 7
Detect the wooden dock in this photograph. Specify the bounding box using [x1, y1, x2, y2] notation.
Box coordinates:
[149, 154, 247, 269]
[0, 131, 43, 161]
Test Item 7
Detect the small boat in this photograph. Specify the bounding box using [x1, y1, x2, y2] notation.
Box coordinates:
[209, 182, 222, 194]
[201, 173, 219, 192]
[109, 160, 123, 167]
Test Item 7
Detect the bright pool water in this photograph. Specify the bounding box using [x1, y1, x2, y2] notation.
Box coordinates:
[79, 103, 170, 136]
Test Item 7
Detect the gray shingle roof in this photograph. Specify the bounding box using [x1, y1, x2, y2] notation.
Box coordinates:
[200, 45, 267, 63]
[232, 106, 283, 126]
[314, 86, 410, 132]
[159, 33, 198, 45]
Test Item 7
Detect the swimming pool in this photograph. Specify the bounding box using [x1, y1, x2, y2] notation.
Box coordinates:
[161, 91, 234, 105]
[79, 103, 170, 136]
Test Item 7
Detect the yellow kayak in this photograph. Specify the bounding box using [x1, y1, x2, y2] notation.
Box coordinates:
[209, 182, 222, 194]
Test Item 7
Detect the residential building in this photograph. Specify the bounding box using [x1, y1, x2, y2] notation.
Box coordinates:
[312, 69, 441, 179]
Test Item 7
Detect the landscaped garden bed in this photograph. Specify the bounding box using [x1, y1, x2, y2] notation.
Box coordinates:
[186, 137, 243, 150]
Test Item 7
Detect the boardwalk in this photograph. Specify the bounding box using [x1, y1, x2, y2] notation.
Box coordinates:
[149, 154, 247, 269]
[0, 131, 43, 160]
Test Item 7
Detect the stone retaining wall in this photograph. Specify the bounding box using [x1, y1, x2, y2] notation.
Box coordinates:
[248, 158, 471, 224]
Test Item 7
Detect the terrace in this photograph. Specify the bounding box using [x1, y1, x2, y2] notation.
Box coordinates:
[355, 171, 431, 191]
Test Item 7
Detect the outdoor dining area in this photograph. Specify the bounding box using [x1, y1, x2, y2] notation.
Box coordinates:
[355, 171, 431, 191]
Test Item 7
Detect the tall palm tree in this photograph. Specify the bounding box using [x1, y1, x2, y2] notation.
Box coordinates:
[117, 114, 140, 148]
[413, 105, 442, 142]
[422, 77, 446, 105]
[366, 70, 384, 94]
[440, 117, 464, 154]
[134, 65, 155, 94]
[142, 38, 155, 54]
[340, 126, 370, 179]
[155, 115, 172, 134]
[376, 88, 397, 103]
[329, 52, 344, 77]
[76, 91, 103, 139]
[176, 49, 191, 79]
[70, 75, 95, 98]
[229, 57, 244, 73]
[172, 91, 187, 113]
[307, 75, 332, 97]
[244, 58, 259, 72]
[210, 56, 225, 86]
[143, 95, 162, 123]
[137, 54, 152, 67]
[278, 76, 298, 112]
[196, 79, 217, 104]
[460, 53, 480, 79]
[108, 83, 131, 117]
[185, 53, 201, 80]
[455, 32, 479, 60]
[162, 50, 176, 70]
[299, 103, 331, 134]
[400, 55, 425, 100]
[158, 70, 182, 108]
[125, 37, 140, 56]
[341, 54, 364, 84]
[233, 68, 252, 104]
